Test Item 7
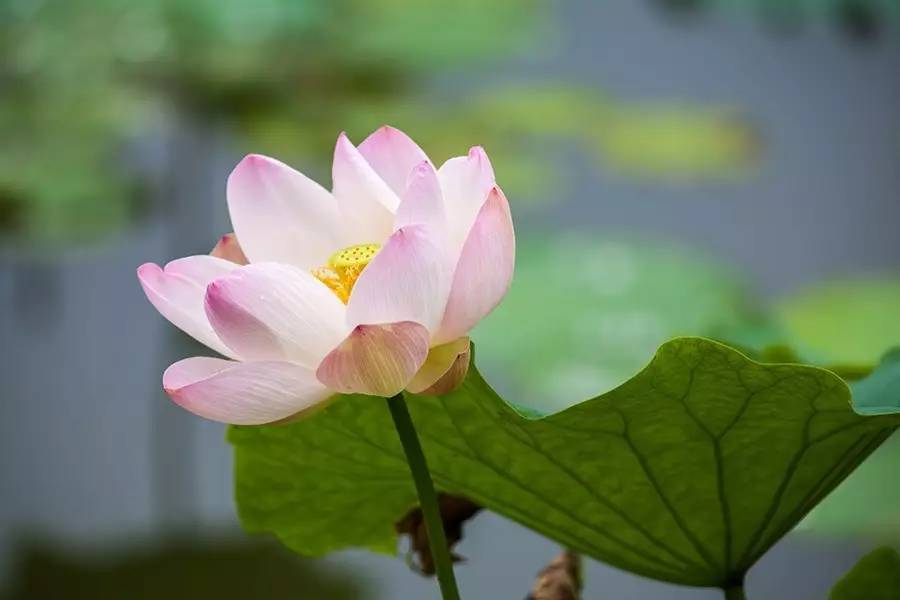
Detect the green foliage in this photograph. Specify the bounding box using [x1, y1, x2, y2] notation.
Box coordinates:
[473, 235, 764, 412]
[230, 338, 899, 588]
[0, 0, 538, 245]
[829, 546, 900, 600]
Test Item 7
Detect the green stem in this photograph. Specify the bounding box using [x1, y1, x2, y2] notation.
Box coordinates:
[723, 583, 747, 600]
[386, 393, 461, 600]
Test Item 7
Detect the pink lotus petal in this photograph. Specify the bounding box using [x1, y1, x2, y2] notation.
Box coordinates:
[137, 256, 239, 357]
[358, 125, 431, 198]
[346, 224, 452, 334]
[210, 232, 249, 265]
[164, 357, 332, 425]
[434, 187, 515, 345]
[227, 154, 343, 269]
[437, 146, 496, 253]
[406, 336, 470, 395]
[332, 132, 398, 244]
[394, 161, 447, 235]
[204, 262, 348, 367]
[316, 322, 430, 396]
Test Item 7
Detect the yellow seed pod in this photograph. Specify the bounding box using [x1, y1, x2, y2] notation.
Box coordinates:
[328, 243, 380, 269]
[312, 243, 381, 304]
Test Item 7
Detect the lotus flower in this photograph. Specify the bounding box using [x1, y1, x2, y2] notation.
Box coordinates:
[137, 127, 515, 425]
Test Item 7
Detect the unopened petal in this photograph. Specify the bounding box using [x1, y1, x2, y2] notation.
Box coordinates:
[358, 125, 431, 198]
[394, 161, 447, 235]
[163, 357, 332, 425]
[332, 132, 398, 244]
[137, 256, 238, 357]
[315, 322, 430, 396]
[346, 224, 452, 334]
[406, 337, 470, 395]
[204, 262, 348, 367]
[434, 187, 515, 345]
[210, 232, 249, 265]
[227, 154, 342, 268]
[437, 146, 495, 253]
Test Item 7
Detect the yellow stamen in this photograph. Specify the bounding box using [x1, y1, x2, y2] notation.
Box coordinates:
[312, 243, 381, 303]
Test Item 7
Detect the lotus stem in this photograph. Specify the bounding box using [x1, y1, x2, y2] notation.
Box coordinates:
[723, 582, 747, 600]
[387, 393, 461, 600]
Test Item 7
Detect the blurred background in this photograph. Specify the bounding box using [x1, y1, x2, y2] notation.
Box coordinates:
[1, 0, 899, 598]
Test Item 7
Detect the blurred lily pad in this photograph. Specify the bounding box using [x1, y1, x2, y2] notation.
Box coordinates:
[472, 234, 765, 412]
[230, 338, 899, 588]
[592, 104, 758, 179]
[777, 277, 900, 368]
[829, 546, 900, 600]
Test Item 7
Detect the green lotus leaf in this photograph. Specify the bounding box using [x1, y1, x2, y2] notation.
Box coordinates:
[775, 280, 900, 541]
[229, 338, 899, 588]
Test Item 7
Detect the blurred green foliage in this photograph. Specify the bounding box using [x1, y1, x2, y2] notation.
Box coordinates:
[0, 0, 543, 245]
[1, 0, 757, 246]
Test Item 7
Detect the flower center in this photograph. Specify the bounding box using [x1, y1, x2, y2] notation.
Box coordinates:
[311, 243, 381, 303]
